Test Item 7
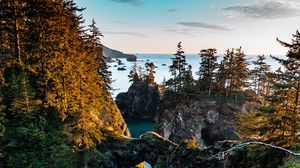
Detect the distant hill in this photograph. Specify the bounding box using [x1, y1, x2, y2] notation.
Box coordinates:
[102, 45, 137, 62]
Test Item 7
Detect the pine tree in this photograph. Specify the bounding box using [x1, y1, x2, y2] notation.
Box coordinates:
[128, 62, 142, 83]
[197, 48, 218, 96]
[168, 42, 187, 92]
[0, 0, 129, 166]
[216, 58, 227, 93]
[145, 62, 155, 84]
[6, 68, 37, 120]
[250, 55, 271, 98]
[183, 65, 195, 92]
[230, 47, 249, 100]
[223, 48, 235, 96]
[236, 31, 300, 147]
[88, 19, 112, 91]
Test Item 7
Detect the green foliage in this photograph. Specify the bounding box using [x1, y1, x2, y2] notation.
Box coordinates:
[197, 48, 218, 95]
[128, 62, 143, 83]
[250, 55, 271, 97]
[0, 0, 128, 167]
[280, 157, 300, 168]
[3, 116, 76, 168]
[145, 62, 155, 84]
[167, 42, 188, 92]
[154, 159, 164, 168]
[236, 31, 300, 148]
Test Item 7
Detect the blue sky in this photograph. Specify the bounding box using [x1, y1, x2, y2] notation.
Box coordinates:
[74, 0, 300, 55]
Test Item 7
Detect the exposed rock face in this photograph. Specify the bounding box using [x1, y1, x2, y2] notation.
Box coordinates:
[90, 132, 286, 168]
[102, 45, 137, 61]
[116, 81, 162, 120]
[156, 100, 259, 147]
[102, 98, 131, 137]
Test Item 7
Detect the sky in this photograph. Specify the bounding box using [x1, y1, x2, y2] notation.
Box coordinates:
[74, 0, 300, 55]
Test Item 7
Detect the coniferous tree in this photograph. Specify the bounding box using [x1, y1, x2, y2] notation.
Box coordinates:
[223, 48, 235, 96]
[183, 64, 195, 92]
[236, 31, 300, 147]
[88, 19, 112, 91]
[250, 55, 271, 98]
[145, 62, 155, 84]
[0, 0, 127, 151]
[128, 62, 142, 83]
[168, 42, 186, 91]
[216, 58, 227, 93]
[197, 48, 218, 96]
[232, 47, 249, 99]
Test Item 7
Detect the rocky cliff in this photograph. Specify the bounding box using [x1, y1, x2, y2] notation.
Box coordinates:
[102, 45, 137, 61]
[116, 81, 162, 121]
[156, 100, 260, 147]
[89, 132, 287, 168]
[115, 81, 260, 147]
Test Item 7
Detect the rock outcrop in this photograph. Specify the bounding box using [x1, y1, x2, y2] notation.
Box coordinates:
[116, 81, 162, 121]
[156, 100, 259, 147]
[89, 132, 286, 168]
[102, 45, 137, 62]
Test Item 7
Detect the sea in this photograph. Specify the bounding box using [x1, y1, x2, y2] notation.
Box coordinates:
[108, 54, 282, 97]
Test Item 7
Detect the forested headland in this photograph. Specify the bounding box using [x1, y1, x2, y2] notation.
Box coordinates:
[0, 0, 299, 168]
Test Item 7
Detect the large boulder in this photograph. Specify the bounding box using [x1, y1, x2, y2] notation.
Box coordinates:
[116, 81, 162, 121]
[155, 100, 259, 147]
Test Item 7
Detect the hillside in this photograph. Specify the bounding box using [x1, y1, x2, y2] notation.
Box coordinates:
[102, 45, 137, 61]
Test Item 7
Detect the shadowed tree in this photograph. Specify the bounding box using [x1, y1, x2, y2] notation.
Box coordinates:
[168, 42, 187, 92]
[197, 48, 218, 96]
[250, 55, 271, 98]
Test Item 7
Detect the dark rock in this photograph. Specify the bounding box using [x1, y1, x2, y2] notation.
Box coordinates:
[155, 100, 260, 147]
[106, 56, 114, 62]
[116, 81, 162, 121]
[126, 56, 137, 62]
[90, 132, 286, 168]
[117, 67, 126, 71]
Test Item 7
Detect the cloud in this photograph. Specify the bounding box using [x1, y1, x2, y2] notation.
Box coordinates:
[223, 0, 300, 19]
[103, 31, 148, 37]
[163, 28, 192, 35]
[177, 22, 232, 31]
[166, 8, 177, 13]
[109, 0, 142, 6]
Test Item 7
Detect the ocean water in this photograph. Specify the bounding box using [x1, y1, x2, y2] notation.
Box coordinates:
[108, 54, 282, 97]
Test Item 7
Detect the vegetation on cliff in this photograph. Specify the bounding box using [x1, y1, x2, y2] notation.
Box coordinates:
[236, 31, 300, 148]
[0, 0, 127, 167]
[0, 0, 299, 167]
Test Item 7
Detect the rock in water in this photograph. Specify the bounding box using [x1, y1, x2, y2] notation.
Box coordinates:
[116, 81, 162, 121]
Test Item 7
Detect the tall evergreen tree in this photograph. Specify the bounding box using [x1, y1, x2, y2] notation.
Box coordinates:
[128, 62, 142, 83]
[223, 48, 235, 96]
[145, 62, 155, 84]
[250, 55, 271, 98]
[216, 58, 227, 93]
[232, 47, 249, 96]
[88, 19, 111, 91]
[197, 48, 218, 96]
[168, 42, 187, 91]
[183, 64, 195, 92]
[236, 31, 300, 147]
